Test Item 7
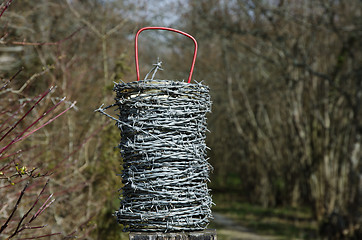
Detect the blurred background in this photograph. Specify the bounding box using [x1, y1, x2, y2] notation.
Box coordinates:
[0, 0, 361, 239]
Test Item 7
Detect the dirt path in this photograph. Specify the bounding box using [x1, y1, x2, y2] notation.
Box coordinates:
[212, 212, 281, 240]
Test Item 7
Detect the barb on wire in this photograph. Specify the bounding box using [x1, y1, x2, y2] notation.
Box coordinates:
[144, 58, 163, 81]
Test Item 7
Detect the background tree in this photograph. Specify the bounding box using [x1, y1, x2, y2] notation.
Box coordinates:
[169, 0, 361, 237]
[1, 0, 144, 238]
[1, 0, 361, 239]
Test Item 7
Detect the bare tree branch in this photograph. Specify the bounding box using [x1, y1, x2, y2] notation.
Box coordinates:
[0, 181, 29, 234]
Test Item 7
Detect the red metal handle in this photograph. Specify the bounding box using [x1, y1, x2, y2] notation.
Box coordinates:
[135, 27, 198, 83]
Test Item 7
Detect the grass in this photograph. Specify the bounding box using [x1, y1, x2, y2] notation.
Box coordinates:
[211, 193, 319, 239]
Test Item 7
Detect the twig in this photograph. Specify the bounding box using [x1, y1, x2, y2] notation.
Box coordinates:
[5, 67, 52, 95]
[11, 101, 76, 145]
[65, 0, 127, 86]
[51, 119, 110, 172]
[12, 27, 83, 46]
[65, 0, 102, 38]
[0, 87, 54, 154]
[16, 232, 61, 239]
[0, 67, 23, 91]
[0, 181, 29, 234]
[10, 97, 65, 142]
[0, 0, 13, 18]
[7, 180, 56, 239]
[0, 94, 35, 131]
[104, 19, 128, 38]
[30, 194, 54, 223]
[61, 230, 77, 239]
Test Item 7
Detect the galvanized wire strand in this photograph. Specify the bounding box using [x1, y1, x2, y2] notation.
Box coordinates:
[144, 58, 163, 81]
[96, 79, 213, 232]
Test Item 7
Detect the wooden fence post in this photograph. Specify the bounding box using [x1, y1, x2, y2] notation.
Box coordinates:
[129, 230, 217, 240]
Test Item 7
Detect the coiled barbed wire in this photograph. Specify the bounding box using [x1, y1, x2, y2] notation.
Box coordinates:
[96, 76, 213, 232]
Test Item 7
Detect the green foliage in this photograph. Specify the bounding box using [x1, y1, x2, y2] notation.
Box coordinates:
[92, 121, 125, 238]
[95, 197, 128, 240]
[212, 194, 318, 239]
[113, 53, 131, 81]
[225, 173, 242, 189]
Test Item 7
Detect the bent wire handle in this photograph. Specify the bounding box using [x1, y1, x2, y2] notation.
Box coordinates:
[135, 27, 198, 83]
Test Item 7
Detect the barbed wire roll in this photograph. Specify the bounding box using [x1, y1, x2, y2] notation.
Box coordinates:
[97, 79, 213, 232]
